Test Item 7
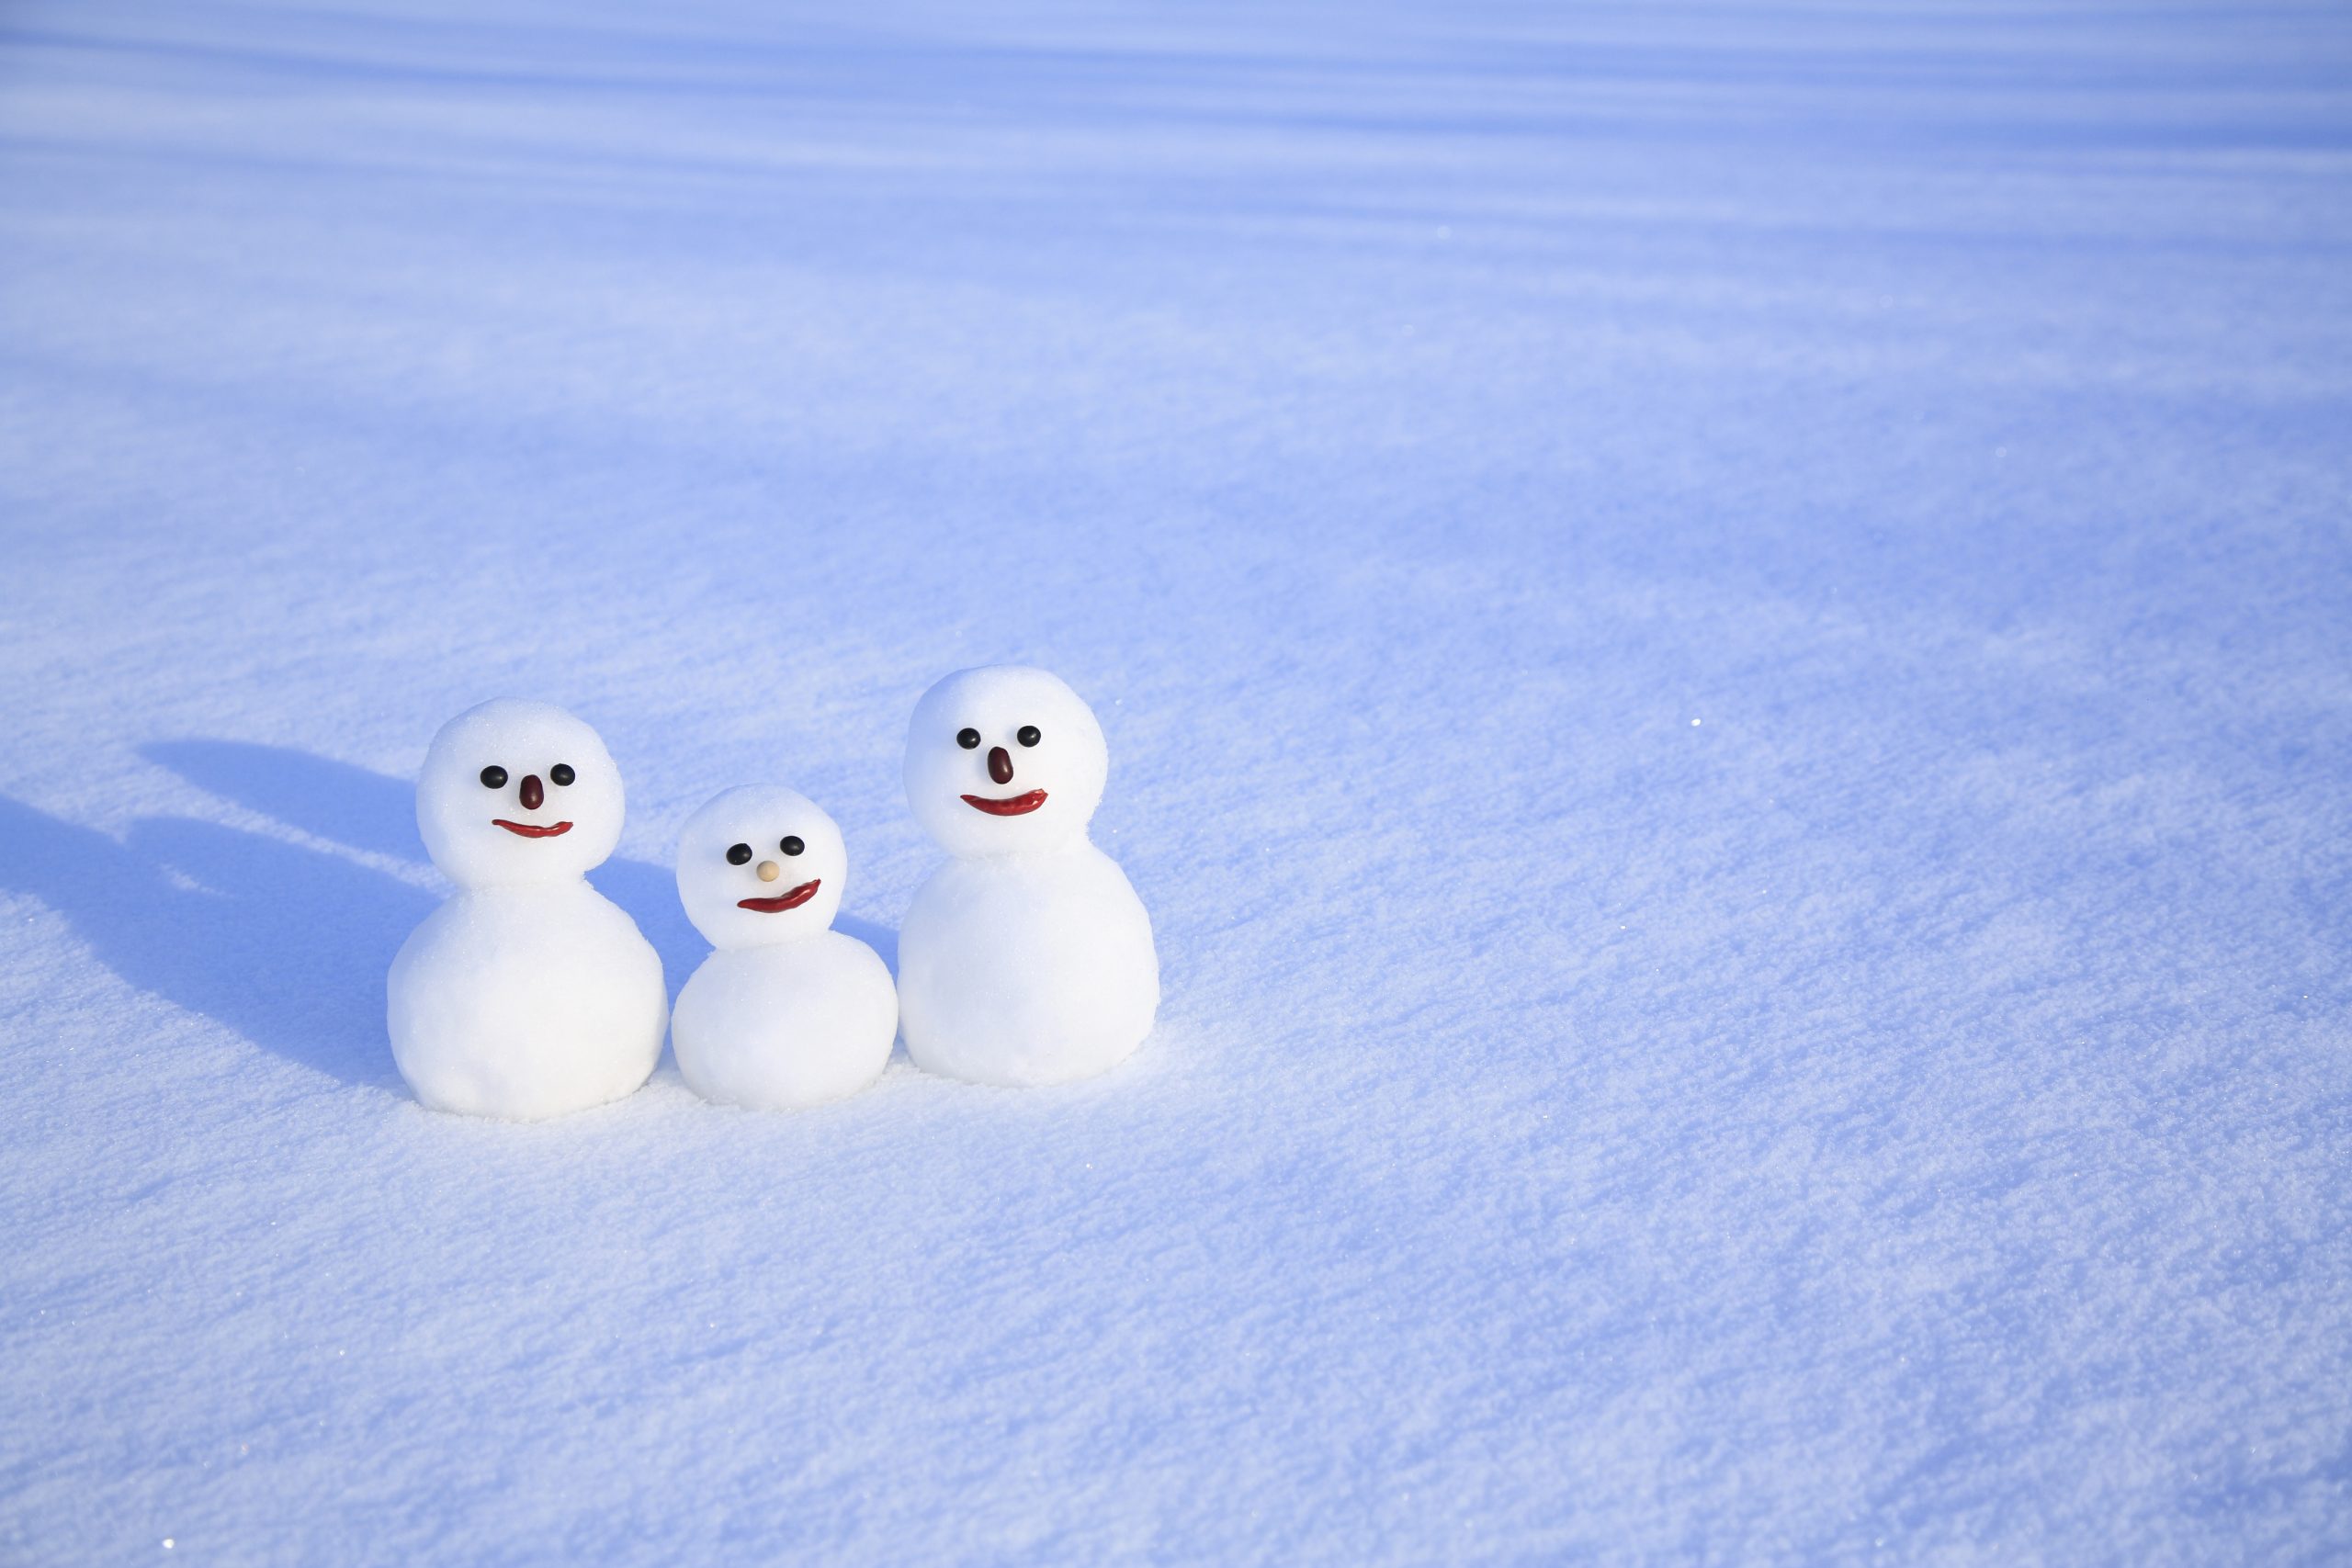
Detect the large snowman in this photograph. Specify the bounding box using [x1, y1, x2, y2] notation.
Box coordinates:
[387, 699, 667, 1119]
[897, 666, 1159, 1086]
[670, 784, 897, 1110]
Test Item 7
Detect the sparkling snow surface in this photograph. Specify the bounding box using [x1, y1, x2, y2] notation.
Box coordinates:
[4, 2, 2350, 1562]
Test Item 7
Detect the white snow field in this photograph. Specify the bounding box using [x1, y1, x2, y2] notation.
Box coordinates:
[4, 0, 2350, 1561]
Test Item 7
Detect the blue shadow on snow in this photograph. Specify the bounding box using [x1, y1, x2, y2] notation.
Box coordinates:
[0, 742, 898, 1090]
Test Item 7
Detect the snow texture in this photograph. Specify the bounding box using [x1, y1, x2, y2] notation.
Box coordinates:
[2, 0, 2349, 1562]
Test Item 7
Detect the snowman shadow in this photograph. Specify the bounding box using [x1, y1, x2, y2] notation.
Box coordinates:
[0, 744, 907, 1091]
[146, 738, 896, 981]
[0, 791, 428, 1089]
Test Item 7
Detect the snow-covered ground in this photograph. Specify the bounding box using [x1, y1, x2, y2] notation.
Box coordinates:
[4, 1, 2349, 1561]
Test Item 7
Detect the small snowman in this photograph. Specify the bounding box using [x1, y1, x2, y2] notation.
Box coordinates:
[387, 700, 667, 1120]
[897, 666, 1159, 1086]
[670, 784, 897, 1110]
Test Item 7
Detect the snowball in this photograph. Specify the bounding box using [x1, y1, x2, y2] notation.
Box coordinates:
[670, 785, 896, 1110]
[899, 849, 1158, 1086]
[387, 700, 665, 1119]
[674, 783, 848, 948]
[414, 698, 626, 890]
[898, 667, 1158, 1086]
[903, 665, 1108, 860]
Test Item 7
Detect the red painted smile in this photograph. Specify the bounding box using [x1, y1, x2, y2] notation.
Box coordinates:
[962, 790, 1047, 816]
[492, 819, 573, 839]
[739, 879, 821, 912]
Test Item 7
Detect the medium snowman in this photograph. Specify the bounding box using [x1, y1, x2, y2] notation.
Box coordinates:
[897, 666, 1159, 1086]
[387, 699, 668, 1119]
[670, 784, 897, 1110]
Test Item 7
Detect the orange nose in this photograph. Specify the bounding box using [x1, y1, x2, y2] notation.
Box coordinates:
[988, 746, 1013, 785]
[519, 774, 544, 810]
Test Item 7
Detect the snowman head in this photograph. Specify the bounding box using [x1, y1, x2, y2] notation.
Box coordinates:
[416, 699, 626, 889]
[904, 666, 1108, 859]
[675, 784, 848, 949]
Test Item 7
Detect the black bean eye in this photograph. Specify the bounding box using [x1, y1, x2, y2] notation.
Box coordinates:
[480, 765, 508, 789]
[1016, 726, 1041, 747]
[549, 763, 575, 786]
[726, 843, 752, 865]
[956, 728, 981, 750]
[780, 835, 805, 856]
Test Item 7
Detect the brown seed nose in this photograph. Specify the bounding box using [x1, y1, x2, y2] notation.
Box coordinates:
[519, 773, 544, 810]
[988, 746, 1013, 785]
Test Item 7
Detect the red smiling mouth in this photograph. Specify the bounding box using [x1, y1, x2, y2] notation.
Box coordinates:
[962, 790, 1047, 816]
[492, 819, 573, 839]
[739, 879, 821, 912]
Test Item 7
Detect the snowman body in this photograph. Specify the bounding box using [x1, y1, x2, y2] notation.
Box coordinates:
[896, 665, 1159, 1087]
[387, 699, 666, 1121]
[673, 933, 896, 1109]
[669, 784, 897, 1111]
[899, 841, 1157, 1087]
[390, 882, 665, 1119]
